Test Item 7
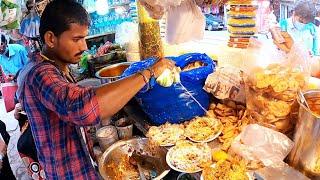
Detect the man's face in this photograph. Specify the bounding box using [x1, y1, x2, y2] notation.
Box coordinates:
[53, 23, 88, 64]
[0, 41, 7, 55]
[293, 13, 308, 24]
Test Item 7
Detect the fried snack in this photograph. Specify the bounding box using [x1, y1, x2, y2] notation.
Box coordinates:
[185, 116, 222, 142]
[212, 150, 229, 162]
[228, 18, 256, 27]
[306, 97, 320, 117]
[209, 100, 250, 151]
[228, 26, 257, 35]
[167, 140, 212, 173]
[182, 61, 205, 71]
[229, 1, 256, 6]
[139, 21, 164, 59]
[245, 64, 306, 134]
[312, 157, 320, 173]
[228, 10, 256, 18]
[106, 155, 140, 179]
[203, 156, 248, 180]
[228, 42, 249, 49]
[146, 122, 185, 146]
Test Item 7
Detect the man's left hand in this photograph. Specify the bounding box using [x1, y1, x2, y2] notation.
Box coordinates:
[6, 74, 15, 81]
[273, 31, 294, 53]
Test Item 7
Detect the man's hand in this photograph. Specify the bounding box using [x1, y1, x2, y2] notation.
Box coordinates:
[14, 103, 22, 120]
[0, 140, 7, 156]
[150, 58, 176, 78]
[6, 74, 15, 81]
[272, 30, 294, 53]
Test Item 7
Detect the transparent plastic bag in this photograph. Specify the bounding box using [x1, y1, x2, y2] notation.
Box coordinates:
[137, 1, 164, 59]
[115, 22, 139, 49]
[139, 0, 184, 17]
[254, 162, 310, 180]
[230, 124, 294, 167]
[19, 10, 40, 38]
[244, 39, 310, 134]
[0, 0, 21, 30]
[204, 66, 246, 103]
[139, 0, 205, 45]
[166, 0, 205, 44]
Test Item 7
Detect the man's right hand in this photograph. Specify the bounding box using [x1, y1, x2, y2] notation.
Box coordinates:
[150, 58, 176, 78]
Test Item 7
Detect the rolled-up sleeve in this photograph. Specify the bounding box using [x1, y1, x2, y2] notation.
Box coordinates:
[31, 64, 101, 126]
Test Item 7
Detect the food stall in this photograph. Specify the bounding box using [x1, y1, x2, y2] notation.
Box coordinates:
[3, 0, 320, 179]
[89, 0, 320, 179]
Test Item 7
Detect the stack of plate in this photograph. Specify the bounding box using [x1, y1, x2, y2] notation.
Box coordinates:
[227, 0, 257, 49]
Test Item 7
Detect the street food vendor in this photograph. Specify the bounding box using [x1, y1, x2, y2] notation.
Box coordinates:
[16, 0, 175, 179]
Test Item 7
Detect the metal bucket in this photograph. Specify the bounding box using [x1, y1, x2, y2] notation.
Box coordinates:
[288, 90, 320, 178]
[95, 62, 132, 84]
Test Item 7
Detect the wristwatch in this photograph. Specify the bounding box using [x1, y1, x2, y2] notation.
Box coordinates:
[0, 154, 3, 160]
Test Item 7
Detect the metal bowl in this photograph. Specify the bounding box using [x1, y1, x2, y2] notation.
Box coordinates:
[98, 137, 170, 180]
[95, 62, 132, 84]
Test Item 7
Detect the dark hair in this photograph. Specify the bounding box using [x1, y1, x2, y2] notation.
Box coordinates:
[0, 34, 7, 44]
[39, 0, 90, 43]
[294, 0, 316, 23]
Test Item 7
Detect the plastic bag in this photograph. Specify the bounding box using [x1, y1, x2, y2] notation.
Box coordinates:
[204, 66, 245, 103]
[0, 0, 20, 30]
[115, 22, 139, 49]
[166, 0, 205, 44]
[254, 163, 310, 180]
[230, 124, 294, 167]
[244, 39, 310, 134]
[139, 0, 205, 44]
[19, 10, 40, 38]
[137, 2, 163, 59]
[122, 53, 216, 125]
[139, 0, 184, 18]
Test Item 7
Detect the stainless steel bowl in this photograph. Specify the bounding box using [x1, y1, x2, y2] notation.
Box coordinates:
[98, 137, 170, 180]
[95, 62, 132, 84]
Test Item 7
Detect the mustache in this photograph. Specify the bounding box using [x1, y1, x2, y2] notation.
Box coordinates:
[75, 51, 85, 57]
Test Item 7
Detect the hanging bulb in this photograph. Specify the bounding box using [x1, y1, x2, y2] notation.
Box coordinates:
[95, 0, 109, 16]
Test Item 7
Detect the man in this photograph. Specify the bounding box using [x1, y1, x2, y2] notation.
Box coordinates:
[17, 0, 174, 179]
[279, 0, 318, 56]
[0, 34, 29, 81]
[0, 120, 15, 180]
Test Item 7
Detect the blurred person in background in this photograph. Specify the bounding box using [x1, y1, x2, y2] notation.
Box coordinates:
[0, 120, 15, 180]
[279, 0, 318, 56]
[0, 34, 29, 82]
[14, 103, 45, 179]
